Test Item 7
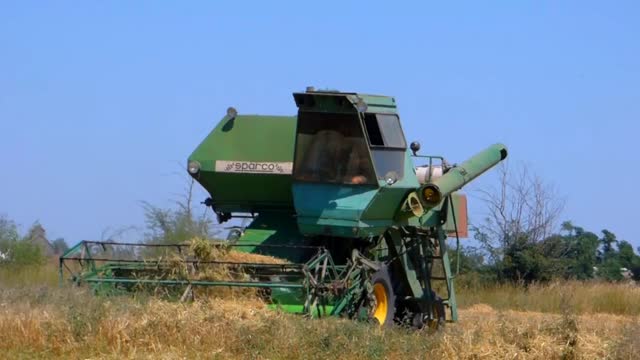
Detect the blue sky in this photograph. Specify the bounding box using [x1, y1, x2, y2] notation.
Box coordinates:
[0, 2, 638, 247]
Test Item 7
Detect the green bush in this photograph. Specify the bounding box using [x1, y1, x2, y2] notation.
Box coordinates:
[8, 241, 45, 266]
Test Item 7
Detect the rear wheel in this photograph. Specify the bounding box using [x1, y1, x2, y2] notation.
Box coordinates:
[426, 294, 446, 330]
[404, 292, 446, 330]
[369, 266, 396, 327]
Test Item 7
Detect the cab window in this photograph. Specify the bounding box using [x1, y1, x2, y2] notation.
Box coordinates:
[293, 112, 377, 185]
[363, 114, 407, 181]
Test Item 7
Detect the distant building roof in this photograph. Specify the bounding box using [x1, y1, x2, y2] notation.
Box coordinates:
[27, 224, 56, 257]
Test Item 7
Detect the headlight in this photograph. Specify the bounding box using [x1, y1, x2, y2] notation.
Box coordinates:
[422, 185, 442, 206]
[187, 160, 201, 175]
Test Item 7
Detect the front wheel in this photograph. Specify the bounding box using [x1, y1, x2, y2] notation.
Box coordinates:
[369, 266, 397, 327]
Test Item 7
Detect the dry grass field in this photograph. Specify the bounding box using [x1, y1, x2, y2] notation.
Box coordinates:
[1, 265, 639, 359]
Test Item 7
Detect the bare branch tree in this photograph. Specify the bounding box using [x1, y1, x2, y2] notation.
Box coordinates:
[471, 161, 565, 262]
[100, 225, 140, 242]
[142, 171, 223, 244]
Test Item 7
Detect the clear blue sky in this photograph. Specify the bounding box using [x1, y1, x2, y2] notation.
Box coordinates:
[1, 2, 638, 247]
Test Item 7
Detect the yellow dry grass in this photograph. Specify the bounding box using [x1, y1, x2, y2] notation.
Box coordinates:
[458, 279, 640, 316]
[0, 258, 59, 287]
[1, 286, 639, 359]
[148, 238, 289, 299]
[445, 305, 638, 359]
[4, 246, 640, 359]
[220, 250, 288, 264]
[188, 237, 287, 265]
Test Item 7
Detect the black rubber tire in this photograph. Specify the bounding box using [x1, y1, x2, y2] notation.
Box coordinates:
[407, 292, 446, 330]
[370, 266, 397, 327]
[429, 292, 447, 330]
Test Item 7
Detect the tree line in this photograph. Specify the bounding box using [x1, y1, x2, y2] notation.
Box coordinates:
[454, 223, 640, 283]
[453, 162, 638, 284]
[0, 217, 68, 266]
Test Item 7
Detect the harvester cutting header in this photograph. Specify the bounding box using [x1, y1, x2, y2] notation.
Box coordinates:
[62, 88, 507, 328]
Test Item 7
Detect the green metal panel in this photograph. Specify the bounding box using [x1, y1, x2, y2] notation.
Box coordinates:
[361, 150, 420, 221]
[358, 94, 398, 114]
[188, 115, 297, 212]
[235, 212, 312, 263]
[84, 277, 305, 288]
[292, 183, 378, 219]
[296, 217, 390, 238]
[292, 183, 379, 237]
[437, 227, 458, 321]
[386, 228, 424, 299]
[293, 93, 355, 114]
[292, 91, 398, 115]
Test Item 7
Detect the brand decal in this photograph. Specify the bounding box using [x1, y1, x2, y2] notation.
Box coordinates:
[215, 161, 293, 175]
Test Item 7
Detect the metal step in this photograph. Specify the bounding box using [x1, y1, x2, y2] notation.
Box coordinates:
[429, 276, 449, 281]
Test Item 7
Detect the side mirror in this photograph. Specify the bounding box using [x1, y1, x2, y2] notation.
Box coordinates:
[410, 141, 421, 155]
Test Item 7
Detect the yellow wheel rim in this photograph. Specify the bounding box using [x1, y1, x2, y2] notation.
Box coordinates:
[372, 283, 388, 325]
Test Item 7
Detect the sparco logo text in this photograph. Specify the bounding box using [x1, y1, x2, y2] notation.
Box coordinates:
[215, 161, 293, 175]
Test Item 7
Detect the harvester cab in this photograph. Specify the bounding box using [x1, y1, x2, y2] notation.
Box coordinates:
[291, 90, 418, 240]
[60, 88, 507, 329]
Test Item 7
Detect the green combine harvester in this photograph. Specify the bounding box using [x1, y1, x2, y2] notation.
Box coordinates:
[61, 88, 507, 328]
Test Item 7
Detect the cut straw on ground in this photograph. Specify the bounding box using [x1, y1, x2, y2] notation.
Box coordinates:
[4, 240, 640, 359]
[1, 287, 639, 359]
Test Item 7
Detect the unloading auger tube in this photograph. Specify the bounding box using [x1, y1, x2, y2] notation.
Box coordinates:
[419, 144, 508, 207]
[59, 88, 508, 330]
